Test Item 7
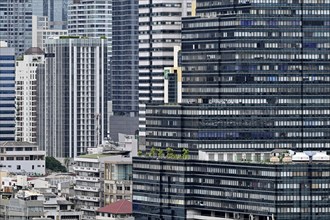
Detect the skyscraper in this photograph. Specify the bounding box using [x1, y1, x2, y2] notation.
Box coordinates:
[143, 0, 330, 154]
[16, 48, 45, 143]
[37, 37, 107, 158]
[68, 0, 112, 68]
[0, 41, 15, 142]
[68, 0, 112, 139]
[138, 0, 192, 147]
[32, 0, 69, 29]
[133, 0, 330, 218]
[109, 0, 139, 141]
[0, 0, 33, 56]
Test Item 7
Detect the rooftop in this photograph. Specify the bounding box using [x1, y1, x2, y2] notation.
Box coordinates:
[25, 47, 44, 55]
[97, 200, 132, 214]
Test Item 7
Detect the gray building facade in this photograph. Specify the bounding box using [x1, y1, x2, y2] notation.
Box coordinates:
[32, 0, 70, 29]
[37, 37, 107, 158]
[133, 156, 330, 220]
[143, 0, 330, 153]
[109, 0, 139, 141]
[0, 0, 33, 56]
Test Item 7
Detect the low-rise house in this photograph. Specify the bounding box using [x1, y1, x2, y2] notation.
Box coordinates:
[96, 200, 134, 220]
[44, 197, 82, 220]
[0, 142, 45, 175]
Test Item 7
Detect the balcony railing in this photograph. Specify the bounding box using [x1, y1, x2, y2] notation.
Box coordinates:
[74, 185, 99, 192]
[74, 176, 100, 182]
[73, 166, 99, 172]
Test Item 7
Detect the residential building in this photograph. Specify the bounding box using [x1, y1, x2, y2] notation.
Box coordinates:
[109, 0, 139, 141]
[37, 37, 107, 158]
[43, 197, 82, 220]
[16, 47, 45, 143]
[0, 142, 46, 175]
[103, 161, 132, 205]
[0, 0, 33, 56]
[138, 0, 192, 148]
[0, 190, 44, 220]
[68, 0, 112, 114]
[104, 134, 135, 205]
[74, 134, 137, 220]
[96, 200, 134, 220]
[32, 16, 68, 50]
[133, 151, 330, 220]
[0, 42, 15, 142]
[32, 0, 69, 29]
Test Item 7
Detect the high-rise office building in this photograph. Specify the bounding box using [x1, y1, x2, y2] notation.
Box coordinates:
[108, 0, 139, 141]
[32, 0, 69, 29]
[143, 0, 330, 154]
[0, 0, 33, 56]
[138, 0, 192, 147]
[134, 0, 330, 219]
[37, 37, 107, 158]
[16, 47, 45, 143]
[0, 42, 15, 142]
[133, 151, 330, 220]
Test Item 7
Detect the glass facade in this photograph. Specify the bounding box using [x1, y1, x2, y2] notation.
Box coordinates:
[108, 0, 139, 141]
[133, 157, 330, 220]
[111, 0, 138, 114]
[0, 47, 16, 142]
[32, 0, 69, 29]
[0, 0, 33, 56]
[184, 0, 330, 151]
[144, 0, 330, 153]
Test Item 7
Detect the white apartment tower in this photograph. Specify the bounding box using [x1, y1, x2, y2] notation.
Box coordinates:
[37, 37, 107, 158]
[68, 0, 112, 80]
[138, 0, 192, 145]
[16, 48, 45, 143]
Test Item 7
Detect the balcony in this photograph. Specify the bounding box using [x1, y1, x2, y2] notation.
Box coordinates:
[74, 185, 99, 192]
[76, 195, 100, 202]
[75, 176, 100, 182]
[80, 205, 99, 212]
[73, 166, 99, 173]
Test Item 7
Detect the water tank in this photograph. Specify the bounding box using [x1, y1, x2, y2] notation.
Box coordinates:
[312, 151, 330, 162]
[292, 152, 309, 162]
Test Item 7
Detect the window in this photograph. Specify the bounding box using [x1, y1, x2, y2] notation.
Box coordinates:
[17, 165, 21, 170]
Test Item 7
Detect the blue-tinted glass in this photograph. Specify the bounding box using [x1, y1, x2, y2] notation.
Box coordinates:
[0, 56, 15, 60]
[0, 70, 15, 74]
[0, 63, 15, 67]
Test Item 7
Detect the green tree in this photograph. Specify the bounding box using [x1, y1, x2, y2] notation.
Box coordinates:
[182, 148, 189, 159]
[46, 157, 67, 172]
[166, 147, 175, 159]
[138, 150, 143, 157]
[157, 149, 164, 158]
[150, 147, 157, 157]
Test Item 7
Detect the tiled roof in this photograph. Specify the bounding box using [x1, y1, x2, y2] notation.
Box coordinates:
[97, 200, 132, 214]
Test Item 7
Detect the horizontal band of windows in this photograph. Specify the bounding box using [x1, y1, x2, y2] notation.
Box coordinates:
[0, 56, 15, 60]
